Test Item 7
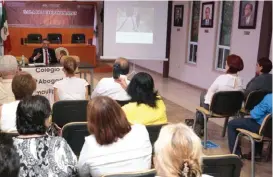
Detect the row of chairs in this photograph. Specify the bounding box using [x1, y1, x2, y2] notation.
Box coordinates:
[100, 154, 242, 177]
[193, 90, 272, 177]
[23, 33, 87, 44]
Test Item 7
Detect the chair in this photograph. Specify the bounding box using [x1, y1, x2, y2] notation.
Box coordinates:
[27, 34, 42, 44]
[47, 33, 62, 44]
[101, 169, 156, 177]
[116, 100, 131, 107]
[71, 33, 85, 43]
[52, 100, 88, 128]
[232, 114, 272, 177]
[241, 90, 269, 115]
[146, 124, 167, 147]
[202, 154, 242, 177]
[61, 122, 89, 156]
[193, 91, 244, 149]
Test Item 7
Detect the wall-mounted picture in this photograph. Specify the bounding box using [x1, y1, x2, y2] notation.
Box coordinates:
[201, 2, 214, 28]
[174, 5, 184, 27]
[238, 1, 258, 29]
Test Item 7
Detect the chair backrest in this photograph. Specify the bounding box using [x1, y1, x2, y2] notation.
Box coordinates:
[71, 33, 85, 43]
[210, 91, 244, 115]
[146, 124, 167, 146]
[259, 114, 272, 138]
[47, 33, 62, 44]
[52, 100, 88, 128]
[27, 33, 42, 44]
[61, 122, 89, 156]
[116, 100, 131, 107]
[101, 169, 156, 177]
[202, 154, 242, 177]
[244, 90, 269, 111]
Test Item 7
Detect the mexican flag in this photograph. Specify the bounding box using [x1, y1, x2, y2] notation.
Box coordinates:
[0, 1, 11, 54]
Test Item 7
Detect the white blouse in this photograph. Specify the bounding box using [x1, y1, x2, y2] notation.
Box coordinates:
[204, 74, 244, 105]
[0, 100, 19, 132]
[0, 79, 15, 105]
[53, 77, 89, 101]
[77, 124, 152, 177]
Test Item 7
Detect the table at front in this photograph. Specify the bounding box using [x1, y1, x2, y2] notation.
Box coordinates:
[21, 63, 95, 105]
[18, 44, 96, 66]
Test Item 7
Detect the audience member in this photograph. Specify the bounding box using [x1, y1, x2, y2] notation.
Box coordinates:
[59, 49, 68, 62]
[0, 55, 18, 104]
[91, 57, 131, 101]
[0, 133, 20, 177]
[154, 123, 211, 177]
[53, 57, 89, 101]
[244, 57, 272, 98]
[13, 95, 77, 177]
[194, 55, 244, 136]
[0, 72, 36, 132]
[228, 93, 272, 159]
[118, 72, 167, 125]
[77, 96, 152, 177]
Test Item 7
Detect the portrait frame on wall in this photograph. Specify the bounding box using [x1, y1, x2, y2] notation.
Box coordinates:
[238, 1, 258, 29]
[201, 2, 214, 28]
[173, 5, 184, 27]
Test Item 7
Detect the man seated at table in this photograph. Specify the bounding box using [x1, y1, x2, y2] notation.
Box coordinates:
[29, 38, 58, 64]
[244, 57, 272, 98]
[91, 57, 131, 101]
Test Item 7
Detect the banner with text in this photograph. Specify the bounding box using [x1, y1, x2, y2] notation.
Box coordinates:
[22, 67, 65, 105]
[5, 2, 95, 28]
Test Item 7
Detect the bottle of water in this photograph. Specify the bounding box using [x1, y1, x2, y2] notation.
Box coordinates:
[22, 55, 25, 66]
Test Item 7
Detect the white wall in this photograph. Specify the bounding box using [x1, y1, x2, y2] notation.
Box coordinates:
[135, 1, 265, 89]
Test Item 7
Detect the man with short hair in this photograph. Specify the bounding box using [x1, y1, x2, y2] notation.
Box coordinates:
[244, 57, 272, 97]
[29, 38, 58, 64]
[201, 7, 212, 26]
[0, 55, 18, 104]
[91, 58, 131, 101]
[241, 3, 254, 26]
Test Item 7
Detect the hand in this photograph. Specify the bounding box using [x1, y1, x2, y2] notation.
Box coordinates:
[115, 77, 128, 89]
[34, 53, 41, 60]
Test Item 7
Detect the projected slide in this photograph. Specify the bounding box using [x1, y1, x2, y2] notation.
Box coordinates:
[116, 7, 154, 44]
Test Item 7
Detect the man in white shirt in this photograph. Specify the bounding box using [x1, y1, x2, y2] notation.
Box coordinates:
[29, 39, 58, 64]
[91, 58, 131, 101]
[0, 55, 18, 104]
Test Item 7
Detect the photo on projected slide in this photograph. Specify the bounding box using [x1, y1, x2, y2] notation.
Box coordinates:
[116, 7, 154, 44]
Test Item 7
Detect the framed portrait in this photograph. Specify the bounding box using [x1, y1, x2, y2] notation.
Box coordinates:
[238, 1, 258, 29]
[174, 5, 184, 27]
[201, 2, 214, 28]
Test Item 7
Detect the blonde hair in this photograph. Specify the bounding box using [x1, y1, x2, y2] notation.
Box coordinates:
[154, 123, 203, 177]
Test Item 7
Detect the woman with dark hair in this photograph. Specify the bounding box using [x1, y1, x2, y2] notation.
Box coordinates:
[118, 72, 167, 125]
[53, 57, 89, 102]
[194, 54, 244, 136]
[13, 95, 77, 177]
[77, 96, 152, 177]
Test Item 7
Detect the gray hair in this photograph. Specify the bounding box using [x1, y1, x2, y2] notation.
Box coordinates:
[0, 55, 18, 74]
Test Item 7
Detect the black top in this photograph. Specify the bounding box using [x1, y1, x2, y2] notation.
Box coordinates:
[245, 73, 272, 97]
[29, 48, 58, 64]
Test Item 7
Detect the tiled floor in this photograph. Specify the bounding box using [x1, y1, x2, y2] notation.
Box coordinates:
[90, 66, 272, 177]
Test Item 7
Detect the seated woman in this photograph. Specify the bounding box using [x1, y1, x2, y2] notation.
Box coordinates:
[0, 55, 19, 104]
[53, 57, 89, 102]
[13, 95, 77, 177]
[154, 123, 211, 177]
[0, 72, 36, 132]
[118, 72, 167, 125]
[77, 96, 152, 177]
[194, 54, 244, 136]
